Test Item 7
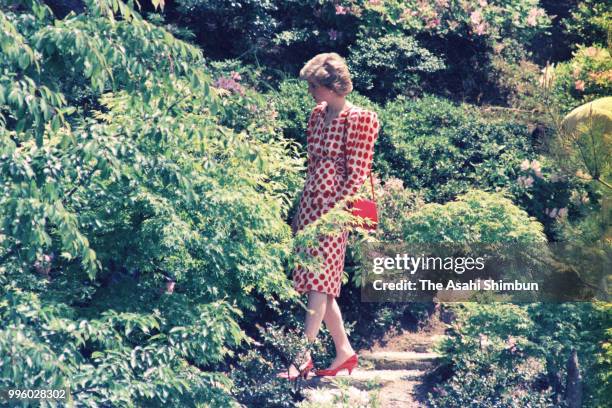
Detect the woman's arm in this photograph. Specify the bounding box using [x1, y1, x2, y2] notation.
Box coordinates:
[338, 110, 379, 202]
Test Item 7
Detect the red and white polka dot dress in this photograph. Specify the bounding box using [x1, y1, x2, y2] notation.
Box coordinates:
[292, 103, 379, 297]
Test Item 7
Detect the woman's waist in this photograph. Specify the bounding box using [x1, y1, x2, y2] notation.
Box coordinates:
[310, 151, 346, 163]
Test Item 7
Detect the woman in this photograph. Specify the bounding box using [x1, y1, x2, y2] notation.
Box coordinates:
[283, 53, 379, 380]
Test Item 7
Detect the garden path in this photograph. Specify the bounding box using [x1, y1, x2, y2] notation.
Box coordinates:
[300, 317, 448, 407]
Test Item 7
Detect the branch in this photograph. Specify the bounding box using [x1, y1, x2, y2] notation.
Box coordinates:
[595, 177, 612, 190]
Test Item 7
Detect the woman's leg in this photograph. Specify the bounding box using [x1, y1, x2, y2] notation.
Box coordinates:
[282, 291, 327, 375]
[304, 291, 328, 342]
[322, 294, 355, 368]
[285, 291, 327, 376]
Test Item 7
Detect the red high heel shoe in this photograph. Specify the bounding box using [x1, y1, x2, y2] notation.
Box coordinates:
[315, 354, 358, 377]
[277, 358, 314, 380]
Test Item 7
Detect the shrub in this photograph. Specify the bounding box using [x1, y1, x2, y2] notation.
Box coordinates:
[375, 177, 425, 243]
[169, 0, 555, 105]
[379, 95, 535, 203]
[357, 0, 552, 103]
[508, 156, 595, 239]
[174, 0, 279, 59]
[347, 33, 445, 102]
[230, 324, 326, 407]
[561, 0, 612, 50]
[551, 45, 612, 114]
[400, 190, 547, 244]
[0, 1, 302, 405]
[429, 303, 553, 408]
[430, 302, 611, 407]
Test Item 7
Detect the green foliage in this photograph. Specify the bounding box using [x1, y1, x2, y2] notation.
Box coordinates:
[561, 0, 612, 49]
[374, 177, 425, 243]
[175, 0, 280, 59]
[1, 1, 609, 407]
[0, 1, 302, 405]
[273, 79, 315, 147]
[347, 33, 444, 102]
[508, 156, 595, 239]
[590, 302, 612, 407]
[379, 95, 535, 203]
[169, 0, 556, 104]
[356, 0, 553, 103]
[0, 285, 242, 406]
[526, 303, 612, 408]
[552, 45, 612, 113]
[360, 0, 551, 41]
[401, 190, 547, 243]
[430, 302, 611, 407]
[230, 324, 325, 407]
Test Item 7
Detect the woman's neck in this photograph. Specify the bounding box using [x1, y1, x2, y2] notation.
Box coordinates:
[324, 98, 351, 116]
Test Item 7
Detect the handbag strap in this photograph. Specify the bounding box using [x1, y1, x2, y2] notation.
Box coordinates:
[342, 107, 375, 202]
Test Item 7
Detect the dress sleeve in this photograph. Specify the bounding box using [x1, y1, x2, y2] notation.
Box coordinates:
[304, 106, 320, 175]
[338, 109, 379, 201]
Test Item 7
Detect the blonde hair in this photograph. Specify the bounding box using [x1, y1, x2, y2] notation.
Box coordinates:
[299, 53, 353, 96]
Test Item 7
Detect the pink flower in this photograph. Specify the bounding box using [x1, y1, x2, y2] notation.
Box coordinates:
[369, 0, 382, 5]
[474, 23, 487, 35]
[335, 5, 348, 15]
[230, 71, 241, 81]
[547, 208, 558, 218]
[214, 76, 244, 95]
[517, 176, 534, 188]
[530, 160, 541, 172]
[527, 8, 545, 27]
[401, 7, 418, 18]
[426, 18, 441, 29]
[520, 159, 531, 171]
[575, 80, 585, 91]
[506, 336, 517, 352]
[328, 29, 339, 41]
[470, 10, 487, 34]
[581, 194, 590, 204]
[435, 0, 449, 7]
[558, 207, 568, 218]
[479, 333, 490, 349]
[470, 10, 482, 25]
[584, 46, 598, 57]
[478, 0, 488, 7]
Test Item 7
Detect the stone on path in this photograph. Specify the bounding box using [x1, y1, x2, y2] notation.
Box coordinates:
[360, 351, 441, 370]
[299, 319, 449, 407]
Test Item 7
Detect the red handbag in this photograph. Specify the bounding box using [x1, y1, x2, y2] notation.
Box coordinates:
[350, 173, 378, 231]
[342, 108, 378, 231]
